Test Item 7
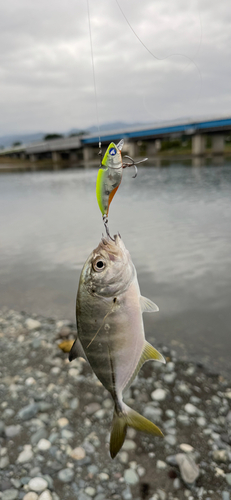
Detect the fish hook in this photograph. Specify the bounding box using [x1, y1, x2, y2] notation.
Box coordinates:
[122, 155, 148, 178]
[103, 215, 115, 242]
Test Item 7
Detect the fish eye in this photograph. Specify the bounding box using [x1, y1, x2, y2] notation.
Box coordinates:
[93, 258, 106, 272]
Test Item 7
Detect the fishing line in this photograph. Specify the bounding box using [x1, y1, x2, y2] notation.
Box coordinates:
[86, 0, 102, 154]
[114, 0, 203, 115]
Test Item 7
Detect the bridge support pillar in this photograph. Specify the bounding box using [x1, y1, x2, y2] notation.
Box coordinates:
[125, 141, 139, 158]
[29, 154, 37, 162]
[52, 151, 62, 163]
[83, 146, 93, 164]
[70, 152, 78, 163]
[212, 134, 224, 155]
[147, 140, 160, 156]
[192, 134, 206, 156]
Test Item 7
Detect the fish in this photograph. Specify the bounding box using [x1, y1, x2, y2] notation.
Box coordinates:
[69, 233, 165, 458]
[96, 140, 124, 217]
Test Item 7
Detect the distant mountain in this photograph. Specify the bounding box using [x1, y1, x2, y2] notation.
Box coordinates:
[0, 121, 148, 148]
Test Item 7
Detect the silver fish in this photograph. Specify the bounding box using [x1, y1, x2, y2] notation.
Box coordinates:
[70, 234, 165, 458]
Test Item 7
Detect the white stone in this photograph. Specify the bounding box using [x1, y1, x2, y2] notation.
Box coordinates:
[23, 493, 39, 500]
[151, 388, 167, 401]
[179, 443, 194, 453]
[124, 469, 139, 485]
[84, 487, 96, 497]
[196, 417, 206, 426]
[156, 460, 167, 470]
[17, 448, 33, 463]
[70, 447, 86, 460]
[122, 439, 136, 451]
[28, 478, 48, 493]
[184, 403, 197, 415]
[25, 377, 36, 386]
[38, 491, 53, 500]
[98, 472, 109, 481]
[57, 417, 69, 428]
[25, 318, 41, 330]
[119, 451, 129, 464]
[37, 439, 51, 451]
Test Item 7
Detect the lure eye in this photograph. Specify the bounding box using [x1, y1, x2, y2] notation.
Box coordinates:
[93, 258, 106, 272]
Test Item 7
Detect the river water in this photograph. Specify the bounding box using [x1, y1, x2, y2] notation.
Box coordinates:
[1, 161, 231, 376]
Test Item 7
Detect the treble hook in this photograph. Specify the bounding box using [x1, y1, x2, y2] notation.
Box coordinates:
[122, 155, 148, 178]
[103, 215, 115, 242]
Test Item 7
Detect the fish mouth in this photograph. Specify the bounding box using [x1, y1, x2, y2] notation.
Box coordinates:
[101, 233, 121, 246]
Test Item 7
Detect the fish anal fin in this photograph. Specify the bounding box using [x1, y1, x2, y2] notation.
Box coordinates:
[69, 338, 87, 362]
[140, 296, 159, 313]
[123, 341, 165, 394]
[110, 410, 127, 459]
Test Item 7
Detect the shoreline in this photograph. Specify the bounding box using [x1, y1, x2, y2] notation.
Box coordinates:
[0, 308, 231, 500]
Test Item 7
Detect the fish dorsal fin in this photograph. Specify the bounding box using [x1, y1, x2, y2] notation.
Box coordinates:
[123, 341, 165, 394]
[116, 139, 124, 151]
[140, 296, 159, 313]
[69, 338, 88, 362]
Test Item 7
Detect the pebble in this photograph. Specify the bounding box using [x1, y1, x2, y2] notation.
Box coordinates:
[2, 490, 19, 500]
[85, 487, 96, 497]
[151, 388, 167, 401]
[17, 447, 34, 464]
[70, 447, 86, 460]
[184, 403, 198, 415]
[38, 491, 53, 500]
[179, 443, 194, 453]
[124, 469, 139, 485]
[18, 403, 39, 420]
[57, 468, 75, 483]
[57, 417, 69, 428]
[0, 456, 9, 468]
[98, 473, 109, 481]
[165, 435, 177, 446]
[156, 460, 167, 469]
[213, 449, 229, 463]
[23, 493, 39, 500]
[226, 473, 231, 486]
[28, 478, 48, 492]
[196, 416, 207, 426]
[175, 453, 199, 485]
[25, 318, 41, 330]
[121, 439, 136, 451]
[37, 439, 51, 451]
[5, 425, 21, 437]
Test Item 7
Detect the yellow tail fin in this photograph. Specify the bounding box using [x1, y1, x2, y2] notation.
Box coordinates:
[110, 403, 163, 459]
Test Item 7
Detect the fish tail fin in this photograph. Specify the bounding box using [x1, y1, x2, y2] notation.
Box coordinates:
[110, 402, 163, 459]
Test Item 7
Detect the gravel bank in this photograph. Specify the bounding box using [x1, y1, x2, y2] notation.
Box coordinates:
[0, 308, 231, 500]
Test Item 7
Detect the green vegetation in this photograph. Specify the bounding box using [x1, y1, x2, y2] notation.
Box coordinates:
[12, 141, 22, 147]
[43, 134, 64, 141]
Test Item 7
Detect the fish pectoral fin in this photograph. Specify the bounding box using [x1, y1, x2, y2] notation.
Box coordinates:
[69, 338, 87, 362]
[143, 341, 166, 364]
[140, 295, 159, 313]
[58, 339, 75, 354]
[110, 403, 163, 459]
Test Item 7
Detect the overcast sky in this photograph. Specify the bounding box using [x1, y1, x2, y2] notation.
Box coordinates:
[0, 0, 231, 135]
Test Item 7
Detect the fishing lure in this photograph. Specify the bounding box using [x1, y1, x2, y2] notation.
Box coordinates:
[96, 139, 147, 222]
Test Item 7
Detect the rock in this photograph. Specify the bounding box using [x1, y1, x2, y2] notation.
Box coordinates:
[85, 487, 96, 497]
[178, 383, 191, 395]
[18, 403, 39, 420]
[119, 451, 129, 464]
[213, 449, 229, 463]
[165, 435, 177, 446]
[124, 469, 139, 485]
[175, 453, 199, 485]
[222, 492, 230, 500]
[28, 478, 48, 492]
[226, 473, 231, 486]
[5, 425, 22, 437]
[85, 402, 101, 415]
[173, 477, 181, 490]
[37, 439, 51, 451]
[61, 429, 74, 440]
[122, 440, 136, 451]
[31, 429, 48, 445]
[17, 447, 34, 464]
[57, 417, 69, 428]
[163, 373, 176, 384]
[38, 491, 53, 500]
[25, 318, 41, 330]
[70, 447, 86, 460]
[57, 468, 75, 483]
[196, 417, 207, 427]
[179, 444, 194, 453]
[0, 456, 9, 468]
[184, 403, 198, 415]
[156, 460, 167, 469]
[98, 473, 109, 481]
[23, 493, 39, 500]
[2, 490, 19, 500]
[143, 406, 163, 423]
[151, 388, 167, 401]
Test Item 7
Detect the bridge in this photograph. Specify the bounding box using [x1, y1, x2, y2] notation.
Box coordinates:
[1, 116, 231, 165]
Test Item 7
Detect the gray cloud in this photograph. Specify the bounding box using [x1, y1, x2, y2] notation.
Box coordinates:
[0, 0, 230, 135]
